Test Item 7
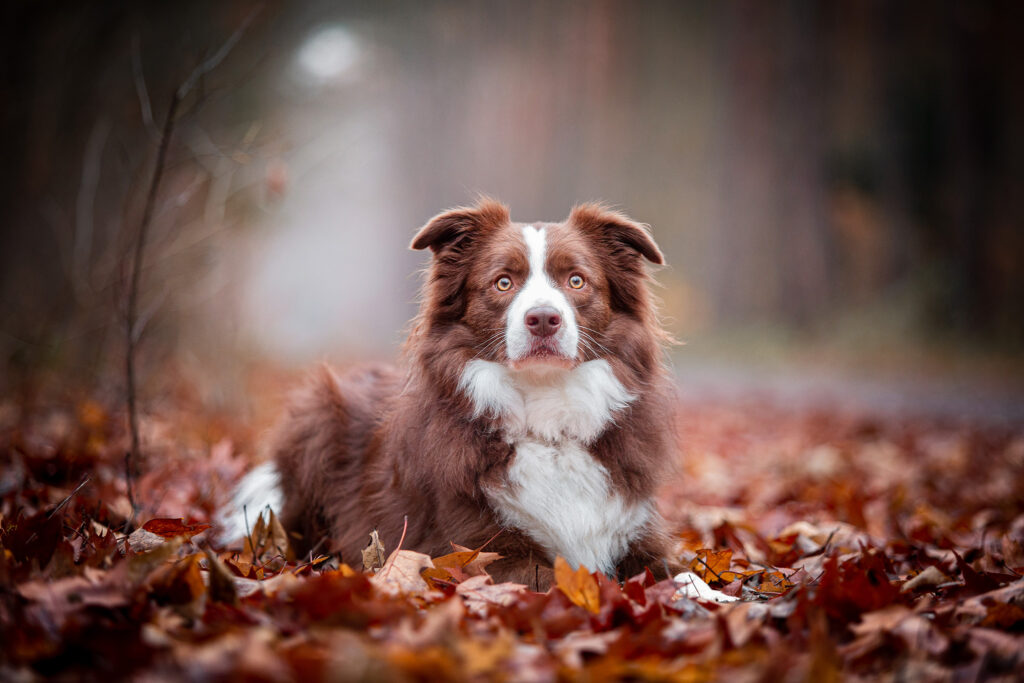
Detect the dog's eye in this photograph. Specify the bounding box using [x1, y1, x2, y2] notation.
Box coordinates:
[568, 274, 585, 289]
[495, 276, 513, 292]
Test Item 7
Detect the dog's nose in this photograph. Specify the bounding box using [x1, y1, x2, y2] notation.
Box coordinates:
[525, 306, 561, 337]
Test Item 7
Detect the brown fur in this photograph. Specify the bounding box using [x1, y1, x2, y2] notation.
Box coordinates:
[271, 199, 677, 589]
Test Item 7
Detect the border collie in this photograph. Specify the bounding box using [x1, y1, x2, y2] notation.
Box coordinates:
[219, 199, 676, 586]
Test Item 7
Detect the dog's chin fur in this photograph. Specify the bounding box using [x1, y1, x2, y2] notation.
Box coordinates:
[218, 199, 678, 588]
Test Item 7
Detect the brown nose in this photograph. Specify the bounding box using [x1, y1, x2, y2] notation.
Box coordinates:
[525, 306, 561, 337]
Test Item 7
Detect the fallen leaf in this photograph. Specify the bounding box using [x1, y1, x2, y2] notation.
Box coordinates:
[554, 556, 600, 614]
[900, 565, 950, 593]
[671, 571, 739, 603]
[362, 530, 386, 572]
[371, 549, 435, 595]
[204, 548, 239, 605]
[142, 518, 211, 540]
[690, 548, 733, 582]
[456, 575, 528, 616]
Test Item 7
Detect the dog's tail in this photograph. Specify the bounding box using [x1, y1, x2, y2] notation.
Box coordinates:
[215, 461, 284, 545]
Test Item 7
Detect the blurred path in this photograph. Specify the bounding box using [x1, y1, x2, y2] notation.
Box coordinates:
[674, 357, 1024, 426]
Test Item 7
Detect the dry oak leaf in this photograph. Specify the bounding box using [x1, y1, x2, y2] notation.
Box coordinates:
[554, 556, 600, 614]
[244, 509, 294, 562]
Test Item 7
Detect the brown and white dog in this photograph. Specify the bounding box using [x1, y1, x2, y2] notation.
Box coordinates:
[218, 199, 676, 586]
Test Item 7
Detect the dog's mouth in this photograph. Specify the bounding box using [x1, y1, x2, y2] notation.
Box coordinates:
[509, 341, 575, 370]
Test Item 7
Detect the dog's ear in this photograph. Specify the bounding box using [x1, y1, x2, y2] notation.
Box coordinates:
[411, 199, 510, 254]
[569, 203, 664, 265]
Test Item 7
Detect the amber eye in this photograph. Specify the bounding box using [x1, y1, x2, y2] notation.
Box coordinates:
[568, 274, 585, 289]
[495, 276, 513, 292]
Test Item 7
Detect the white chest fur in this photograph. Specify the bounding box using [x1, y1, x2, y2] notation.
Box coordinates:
[459, 358, 634, 444]
[485, 439, 651, 574]
[459, 359, 648, 573]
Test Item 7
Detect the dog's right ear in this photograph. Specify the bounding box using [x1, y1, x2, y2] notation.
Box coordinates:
[410, 199, 510, 254]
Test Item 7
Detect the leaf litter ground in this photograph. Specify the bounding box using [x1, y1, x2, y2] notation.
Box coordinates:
[2, 381, 1023, 681]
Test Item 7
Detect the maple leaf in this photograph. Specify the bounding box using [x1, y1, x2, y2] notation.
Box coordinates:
[554, 556, 601, 614]
[689, 548, 732, 583]
[456, 575, 528, 616]
[371, 549, 436, 596]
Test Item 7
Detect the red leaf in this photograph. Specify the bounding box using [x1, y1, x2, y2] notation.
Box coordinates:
[141, 518, 211, 539]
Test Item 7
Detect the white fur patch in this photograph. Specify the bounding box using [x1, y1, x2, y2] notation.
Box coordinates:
[216, 461, 284, 543]
[485, 440, 651, 574]
[461, 357, 643, 572]
[458, 358, 634, 443]
[505, 226, 579, 362]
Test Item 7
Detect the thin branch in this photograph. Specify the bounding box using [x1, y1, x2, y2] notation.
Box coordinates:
[47, 476, 91, 520]
[122, 453, 136, 532]
[176, 7, 261, 102]
[124, 88, 180, 500]
[131, 33, 160, 141]
[123, 15, 257, 531]
[74, 119, 111, 286]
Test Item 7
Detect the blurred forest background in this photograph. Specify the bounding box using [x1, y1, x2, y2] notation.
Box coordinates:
[2, 0, 1022, 420]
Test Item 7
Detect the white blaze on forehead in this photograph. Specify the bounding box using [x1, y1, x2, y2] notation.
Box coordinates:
[505, 225, 579, 361]
[522, 225, 547, 276]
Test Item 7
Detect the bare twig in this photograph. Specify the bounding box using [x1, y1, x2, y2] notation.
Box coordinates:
[124, 88, 180, 516]
[122, 453, 136, 532]
[48, 475, 92, 520]
[123, 15, 257, 532]
[243, 504, 253, 553]
[176, 8, 260, 102]
[74, 119, 111, 288]
[131, 34, 160, 141]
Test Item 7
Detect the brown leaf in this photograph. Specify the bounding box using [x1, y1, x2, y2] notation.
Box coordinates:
[142, 518, 211, 540]
[554, 556, 600, 614]
[17, 573, 130, 621]
[203, 548, 238, 605]
[126, 527, 167, 554]
[900, 565, 950, 593]
[147, 553, 205, 605]
[128, 536, 185, 582]
[447, 543, 503, 576]
[362, 530, 386, 572]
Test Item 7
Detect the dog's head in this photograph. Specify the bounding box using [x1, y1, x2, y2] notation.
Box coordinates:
[410, 198, 665, 377]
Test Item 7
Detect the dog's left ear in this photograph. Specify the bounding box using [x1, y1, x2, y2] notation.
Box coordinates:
[411, 199, 510, 254]
[569, 204, 664, 265]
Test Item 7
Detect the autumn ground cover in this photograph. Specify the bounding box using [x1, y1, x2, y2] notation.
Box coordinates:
[1, 372, 1023, 681]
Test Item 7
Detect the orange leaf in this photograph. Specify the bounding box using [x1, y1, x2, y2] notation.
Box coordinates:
[421, 566, 457, 590]
[433, 550, 480, 570]
[554, 556, 600, 614]
[689, 549, 733, 582]
[142, 518, 211, 539]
